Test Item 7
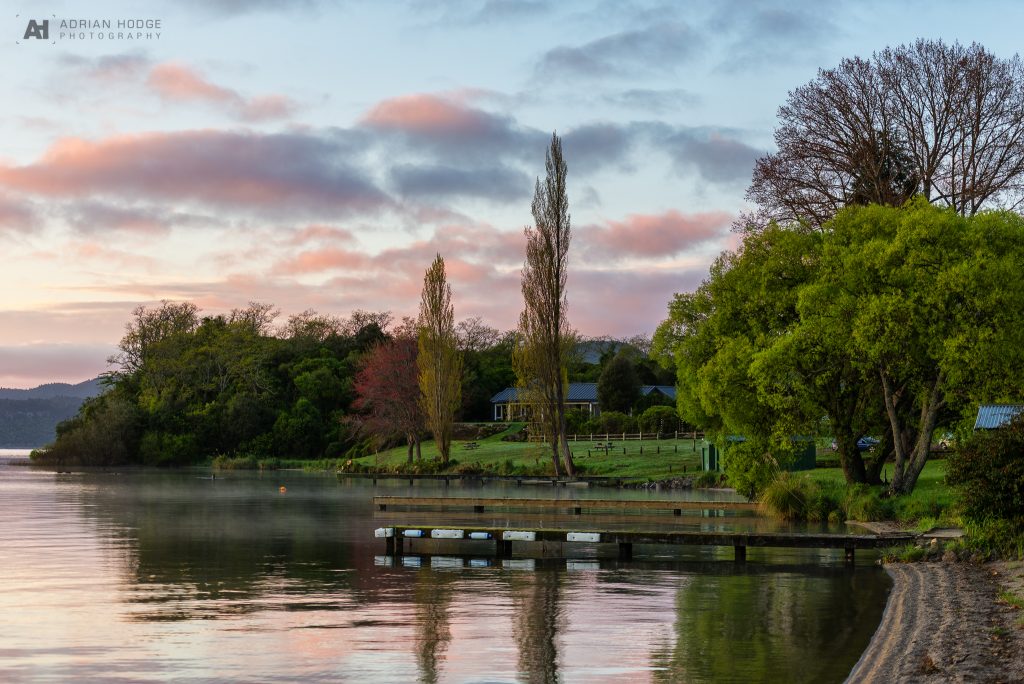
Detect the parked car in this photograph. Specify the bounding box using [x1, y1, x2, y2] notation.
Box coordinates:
[856, 436, 880, 452]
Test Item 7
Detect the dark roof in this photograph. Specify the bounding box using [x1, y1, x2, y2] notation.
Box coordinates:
[641, 385, 676, 400]
[491, 383, 677, 404]
[974, 404, 1024, 430]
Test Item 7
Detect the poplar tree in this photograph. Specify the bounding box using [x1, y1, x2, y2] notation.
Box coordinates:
[418, 254, 462, 464]
[514, 132, 576, 477]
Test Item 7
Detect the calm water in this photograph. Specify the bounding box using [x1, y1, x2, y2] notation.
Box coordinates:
[0, 462, 890, 682]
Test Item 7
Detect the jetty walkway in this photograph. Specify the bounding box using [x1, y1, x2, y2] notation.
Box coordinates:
[371, 496, 916, 564]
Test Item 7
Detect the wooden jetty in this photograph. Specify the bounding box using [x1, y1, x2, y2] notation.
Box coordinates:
[373, 495, 759, 516]
[374, 524, 916, 564]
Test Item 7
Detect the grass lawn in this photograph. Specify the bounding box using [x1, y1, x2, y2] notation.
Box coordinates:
[803, 459, 956, 524]
[351, 423, 705, 480]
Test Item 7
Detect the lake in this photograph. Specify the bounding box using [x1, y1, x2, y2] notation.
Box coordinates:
[0, 462, 890, 682]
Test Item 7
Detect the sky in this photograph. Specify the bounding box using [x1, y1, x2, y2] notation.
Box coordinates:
[0, 0, 1020, 388]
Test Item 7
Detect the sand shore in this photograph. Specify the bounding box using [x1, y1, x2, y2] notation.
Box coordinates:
[847, 561, 1024, 682]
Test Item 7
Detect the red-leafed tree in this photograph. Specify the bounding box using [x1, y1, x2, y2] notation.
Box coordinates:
[353, 336, 425, 463]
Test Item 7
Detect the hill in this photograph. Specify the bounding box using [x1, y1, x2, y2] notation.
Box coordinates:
[0, 378, 104, 448]
[0, 377, 104, 400]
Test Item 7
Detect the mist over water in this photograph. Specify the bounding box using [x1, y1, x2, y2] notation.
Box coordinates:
[0, 466, 890, 682]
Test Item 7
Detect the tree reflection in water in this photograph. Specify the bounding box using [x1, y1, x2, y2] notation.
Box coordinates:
[413, 568, 454, 684]
[512, 569, 563, 684]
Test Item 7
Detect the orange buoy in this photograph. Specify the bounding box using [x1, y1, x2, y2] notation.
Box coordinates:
[279, 486, 287, 493]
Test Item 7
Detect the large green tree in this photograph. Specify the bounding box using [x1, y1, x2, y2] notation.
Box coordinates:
[655, 201, 1024, 495]
[817, 201, 1024, 494]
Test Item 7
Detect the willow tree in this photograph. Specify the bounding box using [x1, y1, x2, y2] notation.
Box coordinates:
[418, 254, 462, 464]
[513, 132, 576, 478]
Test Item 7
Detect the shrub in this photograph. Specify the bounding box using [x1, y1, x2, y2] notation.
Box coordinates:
[722, 437, 783, 500]
[844, 485, 893, 521]
[946, 414, 1024, 525]
[638, 405, 680, 435]
[760, 472, 813, 520]
[593, 411, 637, 435]
[693, 471, 723, 488]
[807, 479, 846, 522]
[565, 409, 592, 435]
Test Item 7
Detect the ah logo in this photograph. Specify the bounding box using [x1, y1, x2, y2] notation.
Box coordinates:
[23, 19, 49, 39]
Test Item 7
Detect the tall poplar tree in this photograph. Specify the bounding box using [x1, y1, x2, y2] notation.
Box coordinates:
[418, 254, 462, 464]
[514, 132, 576, 477]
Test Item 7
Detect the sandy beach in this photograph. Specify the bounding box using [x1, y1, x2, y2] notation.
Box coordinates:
[847, 561, 1024, 683]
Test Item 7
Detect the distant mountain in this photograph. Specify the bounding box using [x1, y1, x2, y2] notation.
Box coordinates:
[0, 377, 105, 448]
[0, 377, 105, 400]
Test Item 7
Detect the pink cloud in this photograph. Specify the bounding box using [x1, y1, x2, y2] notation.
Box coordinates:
[239, 95, 297, 121]
[147, 62, 297, 121]
[361, 94, 493, 135]
[274, 247, 369, 274]
[288, 224, 356, 245]
[0, 130, 386, 216]
[148, 62, 238, 104]
[569, 267, 706, 336]
[581, 209, 732, 259]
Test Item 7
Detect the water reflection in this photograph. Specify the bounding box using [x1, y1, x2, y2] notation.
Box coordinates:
[0, 467, 891, 682]
[413, 568, 454, 683]
[513, 570, 563, 683]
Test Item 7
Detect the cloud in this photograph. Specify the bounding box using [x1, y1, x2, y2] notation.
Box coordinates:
[0, 130, 387, 218]
[60, 52, 152, 82]
[0, 343, 115, 387]
[60, 201, 176, 236]
[287, 224, 356, 245]
[468, 0, 551, 23]
[535, 23, 703, 79]
[362, 93, 643, 176]
[581, 210, 733, 259]
[561, 123, 638, 172]
[180, 0, 335, 16]
[361, 93, 545, 164]
[390, 164, 531, 202]
[0, 194, 36, 232]
[0, 302, 139, 346]
[147, 63, 297, 121]
[569, 267, 706, 336]
[602, 88, 700, 113]
[709, 2, 839, 72]
[664, 128, 763, 185]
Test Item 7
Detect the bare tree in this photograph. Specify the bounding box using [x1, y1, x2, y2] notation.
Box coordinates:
[513, 132, 576, 478]
[418, 254, 462, 464]
[455, 316, 501, 353]
[746, 40, 1024, 230]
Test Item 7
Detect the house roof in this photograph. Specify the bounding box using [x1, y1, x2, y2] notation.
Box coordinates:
[974, 404, 1024, 430]
[491, 383, 676, 403]
[641, 385, 676, 400]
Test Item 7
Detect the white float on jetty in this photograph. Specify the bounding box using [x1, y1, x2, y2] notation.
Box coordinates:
[374, 527, 395, 538]
[430, 529, 465, 539]
[403, 529, 425, 538]
[502, 530, 536, 542]
[566, 532, 601, 543]
[468, 532, 492, 540]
